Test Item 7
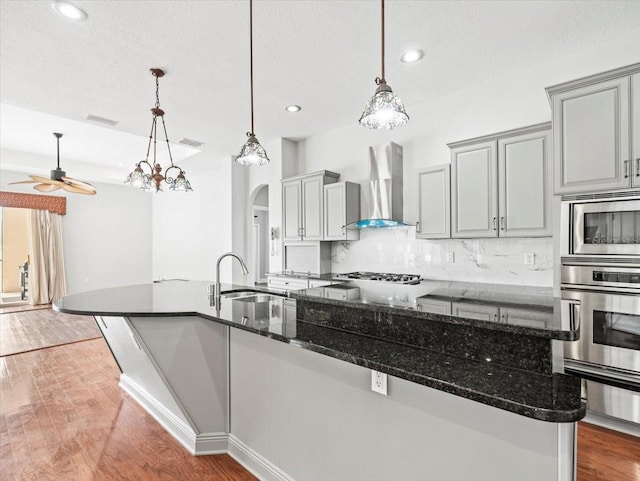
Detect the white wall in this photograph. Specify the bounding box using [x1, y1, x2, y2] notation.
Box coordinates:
[152, 157, 232, 283]
[0, 166, 152, 295]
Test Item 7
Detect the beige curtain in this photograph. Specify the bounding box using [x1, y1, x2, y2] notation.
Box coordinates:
[28, 209, 67, 305]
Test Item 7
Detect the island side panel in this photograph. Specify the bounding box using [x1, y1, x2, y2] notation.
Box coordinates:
[229, 329, 569, 481]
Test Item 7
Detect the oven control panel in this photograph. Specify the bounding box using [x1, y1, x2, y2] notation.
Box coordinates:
[593, 271, 640, 284]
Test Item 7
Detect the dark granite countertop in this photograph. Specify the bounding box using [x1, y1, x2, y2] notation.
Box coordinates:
[54, 280, 585, 423]
[290, 280, 578, 340]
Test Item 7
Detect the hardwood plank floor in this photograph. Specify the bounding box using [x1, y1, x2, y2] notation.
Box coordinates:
[0, 304, 50, 315]
[577, 421, 640, 481]
[0, 338, 257, 481]
[0, 309, 101, 356]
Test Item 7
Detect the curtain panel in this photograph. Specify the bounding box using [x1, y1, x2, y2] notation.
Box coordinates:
[28, 210, 67, 305]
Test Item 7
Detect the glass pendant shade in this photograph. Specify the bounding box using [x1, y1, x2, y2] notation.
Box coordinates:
[235, 133, 270, 166]
[125, 165, 151, 191]
[169, 173, 193, 192]
[359, 80, 409, 130]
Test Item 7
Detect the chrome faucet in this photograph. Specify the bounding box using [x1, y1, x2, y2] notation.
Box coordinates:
[212, 252, 249, 298]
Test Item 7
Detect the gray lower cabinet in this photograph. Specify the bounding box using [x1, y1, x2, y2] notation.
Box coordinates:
[452, 302, 500, 323]
[96, 315, 229, 454]
[416, 164, 451, 239]
[416, 297, 452, 315]
[449, 123, 551, 239]
[546, 63, 640, 193]
[282, 171, 340, 242]
[323, 181, 360, 241]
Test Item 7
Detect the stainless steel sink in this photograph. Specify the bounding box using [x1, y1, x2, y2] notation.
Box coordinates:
[231, 294, 280, 303]
[221, 290, 284, 302]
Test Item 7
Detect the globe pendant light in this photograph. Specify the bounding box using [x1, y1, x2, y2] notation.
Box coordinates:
[124, 69, 193, 192]
[235, 0, 270, 166]
[359, 0, 409, 130]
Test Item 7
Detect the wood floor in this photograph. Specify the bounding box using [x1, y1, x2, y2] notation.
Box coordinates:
[0, 337, 257, 481]
[0, 309, 101, 356]
[577, 422, 640, 481]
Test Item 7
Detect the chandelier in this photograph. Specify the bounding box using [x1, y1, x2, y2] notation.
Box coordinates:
[359, 0, 409, 129]
[125, 68, 193, 192]
[235, 0, 270, 166]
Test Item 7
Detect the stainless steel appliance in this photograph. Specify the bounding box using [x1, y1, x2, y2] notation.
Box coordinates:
[561, 191, 640, 259]
[335, 271, 421, 284]
[562, 262, 640, 424]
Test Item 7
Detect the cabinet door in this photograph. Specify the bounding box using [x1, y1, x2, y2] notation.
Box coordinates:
[633, 73, 640, 188]
[452, 302, 499, 323]
[553, 76, 631, 193]
[498, 129, 551, 237]
[324, 182, 360, 241]
[416, 298, 452, 315]
[301, 175, 324, 240]
[451, 141, 498, 238]
[282, 180, 302, 241]
[416, 164, 450, 239]
[267, 276, 308, 291]
[324, 182, 346, 240]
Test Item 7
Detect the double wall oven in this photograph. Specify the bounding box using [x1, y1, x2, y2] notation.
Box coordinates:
[561, 191, 640, 425]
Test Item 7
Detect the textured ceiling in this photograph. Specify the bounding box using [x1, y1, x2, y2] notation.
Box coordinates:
[1, 0, 640, 183]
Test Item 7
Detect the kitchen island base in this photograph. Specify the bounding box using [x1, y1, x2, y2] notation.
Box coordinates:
[229, 329, 574, 481]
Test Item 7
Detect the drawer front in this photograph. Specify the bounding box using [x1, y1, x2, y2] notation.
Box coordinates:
[268, 277, 309, 291]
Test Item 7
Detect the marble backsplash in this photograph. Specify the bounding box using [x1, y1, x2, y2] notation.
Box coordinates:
[331, 227, 553, 287]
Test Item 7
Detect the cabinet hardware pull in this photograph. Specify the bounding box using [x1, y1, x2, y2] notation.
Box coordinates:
[492, 217, 497, 231]
[624, 160, 629, 178]
[500, 217, 505, 231]
[416, 221, 420, 233]
[636, 158, 640, 176]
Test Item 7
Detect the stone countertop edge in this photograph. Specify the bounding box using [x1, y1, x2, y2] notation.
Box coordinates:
[54, 304, 585, 423]
[289, 291, 578, 341]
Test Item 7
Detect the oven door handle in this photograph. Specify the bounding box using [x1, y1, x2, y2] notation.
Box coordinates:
[560, 298, 581, 332]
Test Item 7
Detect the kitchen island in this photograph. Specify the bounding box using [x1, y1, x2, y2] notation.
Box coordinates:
[55, 280, 584, 481]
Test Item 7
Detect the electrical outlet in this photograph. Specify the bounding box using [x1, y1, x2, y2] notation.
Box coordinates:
[446, 251, 455, 263]
[524, 253, 535, 266]
[371, 370, 388, 395]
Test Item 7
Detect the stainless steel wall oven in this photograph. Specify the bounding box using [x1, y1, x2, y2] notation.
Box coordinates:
[561, 191, 640, 425]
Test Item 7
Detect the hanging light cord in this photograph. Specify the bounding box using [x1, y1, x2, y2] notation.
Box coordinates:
[249, 0, 255, 136]
[143, 74, 175, 169]
[56, 135, 61, 169]
[381, 0, 385, 82]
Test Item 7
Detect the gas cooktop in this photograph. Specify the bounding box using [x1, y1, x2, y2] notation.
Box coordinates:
[334, 271, 421, 285]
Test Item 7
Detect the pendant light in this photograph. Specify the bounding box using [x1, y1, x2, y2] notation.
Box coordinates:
[125, 69, 193, 192]
[359, 0, 409, 130]
[235, 0, 270, 166]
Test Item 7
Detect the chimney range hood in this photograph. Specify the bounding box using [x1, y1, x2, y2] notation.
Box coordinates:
[352, 142, 409, 228]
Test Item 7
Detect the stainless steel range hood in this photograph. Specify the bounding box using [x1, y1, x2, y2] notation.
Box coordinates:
[354, 142, 408, 228]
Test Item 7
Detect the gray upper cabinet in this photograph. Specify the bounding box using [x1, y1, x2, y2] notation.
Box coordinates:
[450, 140, 498, 238]
[450, 123, 552, 239]
[282, 171, 340, 242]
[633, 73, 640, 188]
[324, 181, 360, 241]
[546, 63, 640, 194]
[416, 164, 450, 239]
[498, 128, 551, 237]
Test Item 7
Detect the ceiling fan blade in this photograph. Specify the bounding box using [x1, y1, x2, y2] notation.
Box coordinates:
[62, 183, 96, 195]
[8, 179, 39, 184]
[28, 175, 66, 186]
[62, 177, 97, 193]
[34, 183, 62, 192]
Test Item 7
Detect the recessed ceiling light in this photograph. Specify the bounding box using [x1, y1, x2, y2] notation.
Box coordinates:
[285, 105, 301, 113]
[51, 1, 88, 21]
[400, 49, 424, 64]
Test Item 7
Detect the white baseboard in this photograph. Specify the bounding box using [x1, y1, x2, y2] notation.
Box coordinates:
[119, 375, 229, 455]
[228, 434, 295, 481]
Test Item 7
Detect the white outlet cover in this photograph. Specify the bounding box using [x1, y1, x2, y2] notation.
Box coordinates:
[524, 253, 535, 265]
[446, 251, 455, 263]
[371, 370, 388, 396]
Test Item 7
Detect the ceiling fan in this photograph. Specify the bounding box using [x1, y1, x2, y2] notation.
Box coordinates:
[10, 132, 97, 195]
